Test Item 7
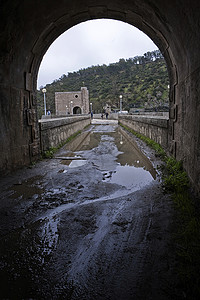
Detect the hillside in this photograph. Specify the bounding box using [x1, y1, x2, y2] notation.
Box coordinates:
[37, 50, 169, 116]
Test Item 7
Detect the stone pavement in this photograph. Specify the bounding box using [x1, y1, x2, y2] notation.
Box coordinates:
[91, 118, 118, 125]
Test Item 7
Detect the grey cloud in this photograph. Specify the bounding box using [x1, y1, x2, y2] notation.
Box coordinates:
[37, 19, 157, 88]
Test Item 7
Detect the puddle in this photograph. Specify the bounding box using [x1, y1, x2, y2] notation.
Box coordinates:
[9, 175, 44, 199]
[61, 159, 87, 167]
[56, 131, 96, 156]
[57, 124, 156, 193]
[68, 160, 87, 168]
[102, 165, 153, 189]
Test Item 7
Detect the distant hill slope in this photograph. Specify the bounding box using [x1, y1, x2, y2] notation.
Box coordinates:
[37, 50, 169, 116]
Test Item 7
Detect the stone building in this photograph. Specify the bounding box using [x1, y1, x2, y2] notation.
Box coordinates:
[55, 87, 89, 115]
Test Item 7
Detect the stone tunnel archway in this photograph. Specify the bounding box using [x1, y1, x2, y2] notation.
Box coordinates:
[73, 106, 82, 115]
[0, 0, 200, 194]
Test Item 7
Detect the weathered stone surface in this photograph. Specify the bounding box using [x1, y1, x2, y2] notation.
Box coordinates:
[55, 87, 89, 115]
[0, 0, 200, 194]
[119, 115, 169, 150]
[39, 116, 90, 151]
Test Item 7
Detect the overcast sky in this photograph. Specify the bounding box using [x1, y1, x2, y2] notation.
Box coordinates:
[37, 19, 158, 89]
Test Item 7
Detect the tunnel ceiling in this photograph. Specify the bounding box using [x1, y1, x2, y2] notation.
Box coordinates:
[1, 0, 200, 91]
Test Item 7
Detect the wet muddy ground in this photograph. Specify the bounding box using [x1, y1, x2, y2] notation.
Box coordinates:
[0, 121, 181, 299]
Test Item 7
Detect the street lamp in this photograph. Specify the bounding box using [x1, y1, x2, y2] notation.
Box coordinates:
[120, 134, 123, 145]
[71, 101, 73, 114]
[119, 95, 123, 112]
[42, 88, 47, 115]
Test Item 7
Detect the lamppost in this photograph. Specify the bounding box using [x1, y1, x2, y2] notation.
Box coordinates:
[71, 101, 73, 114]
[66, 105, 68, 115]
[42, 88, 47, 115]
[119, 95, 123, 112]
[120, 134, 123, 145]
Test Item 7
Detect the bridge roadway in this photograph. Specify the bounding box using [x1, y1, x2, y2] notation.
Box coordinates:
[0, 121, 179, 299]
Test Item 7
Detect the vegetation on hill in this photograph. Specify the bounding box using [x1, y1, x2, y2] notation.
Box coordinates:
[37, 50, 169, 117]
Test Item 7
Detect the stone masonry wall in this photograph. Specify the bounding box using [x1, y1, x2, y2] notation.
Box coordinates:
[39, 115, 90, 152]
[119, 115, 169, 150]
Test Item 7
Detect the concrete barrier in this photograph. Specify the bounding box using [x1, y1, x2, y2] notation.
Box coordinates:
[39, 115, 90, 152]
[119, 114, 169, 150]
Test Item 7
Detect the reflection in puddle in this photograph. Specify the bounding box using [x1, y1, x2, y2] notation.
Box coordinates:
[115, 129, 155, 172]
[9, 175, 44, 199]
[103, 165, 153, 189]
[57, 124, 156, 192]
[61, 159, 87, 167]
[68, 160, 87, 168]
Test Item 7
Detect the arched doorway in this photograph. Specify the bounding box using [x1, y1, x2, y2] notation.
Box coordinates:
[73, 106, 82, 114]
[0, 1, 200, 193]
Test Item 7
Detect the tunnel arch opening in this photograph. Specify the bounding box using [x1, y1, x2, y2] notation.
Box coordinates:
[73, 106, 82, 114]
[32, 7, 177, 100]
[36, 18, 171, 119]
[38, 19, 169, 115]
[33, 16, 176, 92]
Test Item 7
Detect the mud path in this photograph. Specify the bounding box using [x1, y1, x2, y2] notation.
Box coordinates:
[0, 123, 179, 299]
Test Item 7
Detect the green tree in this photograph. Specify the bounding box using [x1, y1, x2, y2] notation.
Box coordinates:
[37, 50, 169, 117]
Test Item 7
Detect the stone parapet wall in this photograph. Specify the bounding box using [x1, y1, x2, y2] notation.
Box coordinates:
[39, 116, 90, 152]
[131, 112, 169, 118]
[119, 115, 169, 150]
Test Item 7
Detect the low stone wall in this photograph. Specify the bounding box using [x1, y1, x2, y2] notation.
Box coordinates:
[130, 112, 169, 117]
[39, 116, 90, 152]
[119, 115, 169, 150]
